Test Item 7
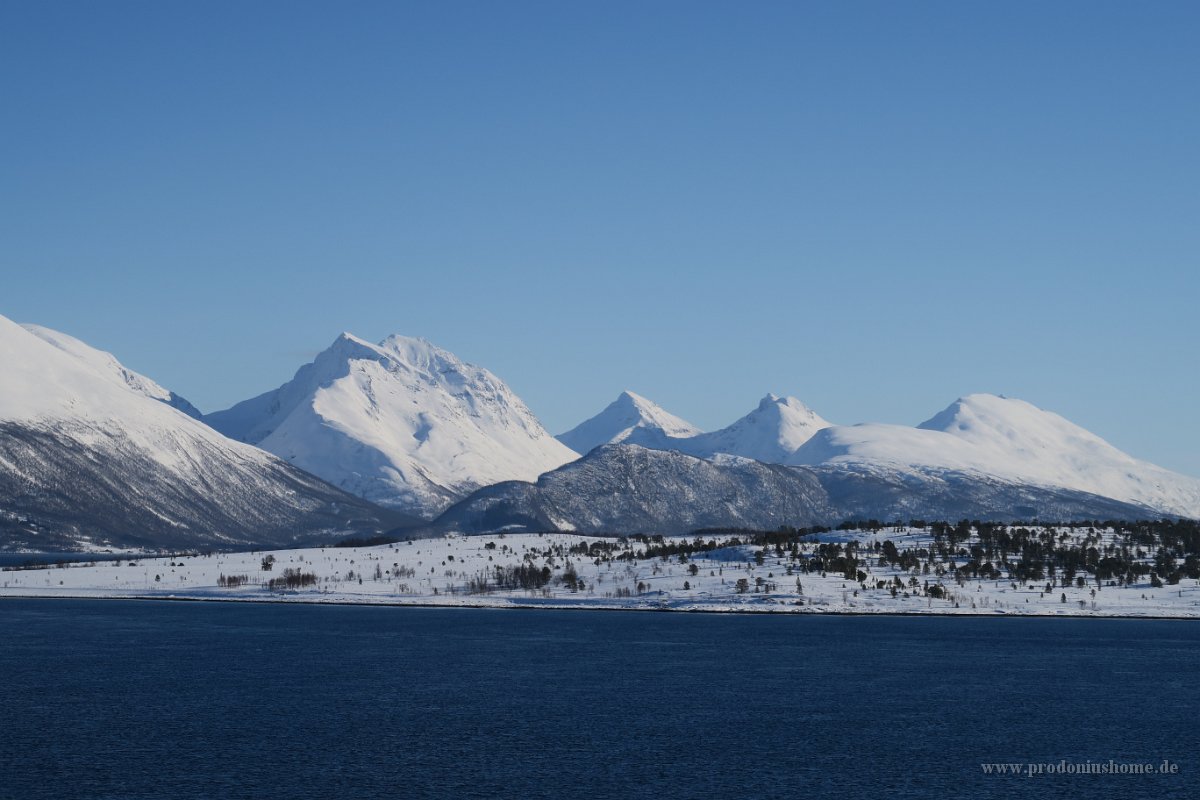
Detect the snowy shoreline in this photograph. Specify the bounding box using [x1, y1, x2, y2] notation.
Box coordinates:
[5, 527, 1200, 619]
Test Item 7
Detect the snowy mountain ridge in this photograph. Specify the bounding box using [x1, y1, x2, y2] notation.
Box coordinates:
[559, 391, 833, 462]
[560, 391, 1200, 519]
[19, 323, 203, 419]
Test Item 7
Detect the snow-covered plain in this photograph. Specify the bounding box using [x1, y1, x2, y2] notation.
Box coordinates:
[4, 529, 1198, 618]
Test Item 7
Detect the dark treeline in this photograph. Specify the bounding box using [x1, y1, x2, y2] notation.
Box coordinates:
[335, 535, 401, 548]
[266, 569, 319, 591]
[465, 563, 554, 594]
[904, 519, 1200, 588]
[683, 518, 1200, 602]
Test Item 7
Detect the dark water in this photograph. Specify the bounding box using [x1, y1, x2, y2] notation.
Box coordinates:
[0, 601, 1197, 800]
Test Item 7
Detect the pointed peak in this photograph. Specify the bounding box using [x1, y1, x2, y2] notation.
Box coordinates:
[318, 331, 385, 363]
[557, 391, 700, 455]
[615, 390, 655, 408]
[333, 331, 373, 347]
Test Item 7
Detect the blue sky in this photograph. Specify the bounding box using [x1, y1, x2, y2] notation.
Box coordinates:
[3, 1, 1198, 475]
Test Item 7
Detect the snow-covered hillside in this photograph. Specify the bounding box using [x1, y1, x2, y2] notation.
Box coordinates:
[20, 323, 202, 418]
[557, 390, 701, 454]
[422, 444, 1151, 536]
[205, 333, 578, 517]
[430, 444, 833, 535]
[790, 394, 1200, 518]
[0, 315, 403, 550]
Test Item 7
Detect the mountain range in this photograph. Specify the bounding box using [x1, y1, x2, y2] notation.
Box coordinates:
[1, 312, 1196, 549]
[559, 391, 833, 463]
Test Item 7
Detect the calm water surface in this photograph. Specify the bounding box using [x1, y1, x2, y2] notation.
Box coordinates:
[0, 600, 1196, 799]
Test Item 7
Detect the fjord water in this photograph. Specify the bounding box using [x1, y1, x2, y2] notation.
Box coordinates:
[0, 602, 1196, 800]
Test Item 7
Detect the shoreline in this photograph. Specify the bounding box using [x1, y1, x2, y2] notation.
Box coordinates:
[3, 592, 1199, 620]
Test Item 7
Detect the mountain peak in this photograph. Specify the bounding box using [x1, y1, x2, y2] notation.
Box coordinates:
[919, 393, 1054, 435]
[557, 391, 701, 455]
[675, 395, 832, 462]
[205, 330, 575, 516]
[614, 390, 663, 412]
[313, 331, 386, 365]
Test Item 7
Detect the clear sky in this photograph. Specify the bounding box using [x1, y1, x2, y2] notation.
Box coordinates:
[3, 1, 1198, 475]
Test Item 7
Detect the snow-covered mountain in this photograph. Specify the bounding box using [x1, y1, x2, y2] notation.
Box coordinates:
[674, 394, 832, 462]
[417, 444, 1153, 536]
[789, 394, 1200, 519]
[557, 390, 701, 454]
[0, 316, 406, 551]
[22, 324, 203, 419]
[204, 333, 578, 517]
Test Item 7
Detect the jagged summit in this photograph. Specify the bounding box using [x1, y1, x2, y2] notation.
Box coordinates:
[557, 390, 701, 455]
[204, 331, 577, 517]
